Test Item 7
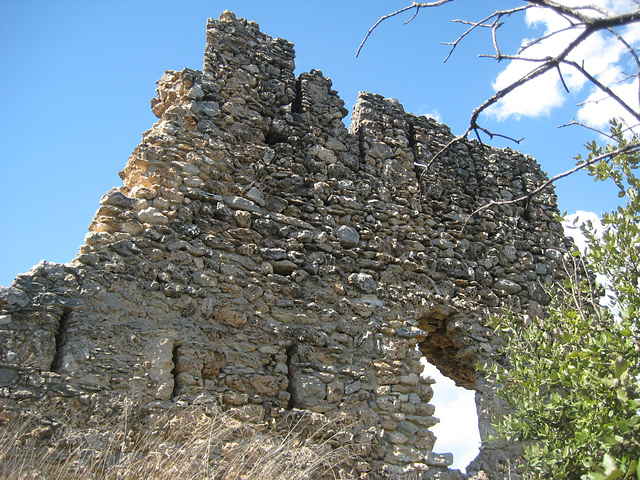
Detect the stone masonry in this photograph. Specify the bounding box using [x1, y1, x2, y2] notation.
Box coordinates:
[0, 12, 571, 479]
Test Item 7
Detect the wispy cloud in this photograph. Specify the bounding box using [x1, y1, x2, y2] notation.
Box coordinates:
[486, 0, 640, 131]
[563, 210, 604, 252]
[417, 105, 442, 122]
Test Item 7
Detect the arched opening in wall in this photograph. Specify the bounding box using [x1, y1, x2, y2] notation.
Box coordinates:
[416, 306, 481, 473]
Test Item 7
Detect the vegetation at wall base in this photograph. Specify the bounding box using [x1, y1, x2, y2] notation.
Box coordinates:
[487, 120, 640, 480]
[0, 402, 358, 480]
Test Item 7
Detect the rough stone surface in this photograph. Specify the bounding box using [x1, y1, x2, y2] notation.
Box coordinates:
[0, 11, 572, 480]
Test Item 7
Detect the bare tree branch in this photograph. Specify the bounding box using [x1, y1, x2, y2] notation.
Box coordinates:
[608, 27, 640, 114]
[492, 21, 503, 59]
[562, 59, 640, 124]
[444, 6, 528, 62]
[559, 119, 640, 139]
[558, 119, 619, 141]
[519, 24, 577, 54]
[556, 64, 570, 93]
[478, 54, 550, 63]
[356, 1, 455, 58]
[527, 0, 615, 24]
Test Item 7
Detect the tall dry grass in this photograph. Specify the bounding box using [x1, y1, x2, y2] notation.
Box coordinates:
[0, 403, 358, 479]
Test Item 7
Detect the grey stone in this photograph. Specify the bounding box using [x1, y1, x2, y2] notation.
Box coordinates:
[345, 380, 361, 395]
[0, 287, 30, 309]
[494, 278, 522, 294]
[290, 374, 326, 408]
[99, 188, 133, 208]
[223, 195, 261, 213]
[245, 187, 265, 207]
[348, 273, 376, 293]
[190, 100, 220, 116]
[272, 260, 297, 275]
[334, 225, 359, 247]
[425, 452, 454, 467]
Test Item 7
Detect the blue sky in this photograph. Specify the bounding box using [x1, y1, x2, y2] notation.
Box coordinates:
[2, 0, 637, 470]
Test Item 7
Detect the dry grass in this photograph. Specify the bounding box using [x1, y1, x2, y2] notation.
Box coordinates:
[0, 403, 358, 480]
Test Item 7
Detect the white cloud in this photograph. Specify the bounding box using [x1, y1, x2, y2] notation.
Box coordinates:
[563, 211, 614, 307]
[417, 105, 442, 122]
[577, 69, 640, 130]
[563, 210, 604, 252]
[486, 0, 640, 130]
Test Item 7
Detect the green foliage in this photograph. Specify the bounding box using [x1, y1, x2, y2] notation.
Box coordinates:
[488, 119, 640, 480]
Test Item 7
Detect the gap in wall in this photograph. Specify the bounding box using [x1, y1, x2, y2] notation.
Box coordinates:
[420, 356, 481, 473]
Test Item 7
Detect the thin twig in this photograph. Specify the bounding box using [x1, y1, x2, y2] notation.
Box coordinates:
[492, 21, 503, 60]
[556, 64, 570, 93]
[562, 59, 640, 124]
[475, 124, 524, 143]
[356, 1, 454, 58]
[614, 72, 640, 84]
[560, 119, 640, 139]
[558, 119, 618, 141]
[607, 27, 640, 116]
[406, 5, 421, 24]
[444, 6, 529, 62]
[519, 24, 579, 54]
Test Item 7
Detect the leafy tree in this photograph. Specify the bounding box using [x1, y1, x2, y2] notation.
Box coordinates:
[488, 120, 640, 479]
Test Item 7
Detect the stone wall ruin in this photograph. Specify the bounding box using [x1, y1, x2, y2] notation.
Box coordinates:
[0, 11, 571, 479]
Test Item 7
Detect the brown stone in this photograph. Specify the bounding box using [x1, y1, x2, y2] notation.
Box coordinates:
[215, 306, 248, 327]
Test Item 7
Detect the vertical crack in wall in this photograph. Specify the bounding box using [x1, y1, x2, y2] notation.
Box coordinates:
[51, 308, 72, 373]
[285, 344, 297, 409]
[355, 127, 367, 166]
[408, 119, 427, 195]
[521, 183, 532, 221]
[171, 342, 181, 399]
[291, 77, 303, 114]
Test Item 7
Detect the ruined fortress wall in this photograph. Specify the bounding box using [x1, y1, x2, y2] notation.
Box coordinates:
[0, 12, 570, 479]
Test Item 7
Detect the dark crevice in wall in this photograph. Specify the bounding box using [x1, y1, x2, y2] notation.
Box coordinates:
[291, 77, 303, 114]
[408, 119, 427, 193]
[171, 343, 181, 399]
[265, 128, 288, 146]
[51, 308, 72, 373]
[355, 128, 366, 166]
[522, 201, 532, 222]
[285, 344, 297, 409]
